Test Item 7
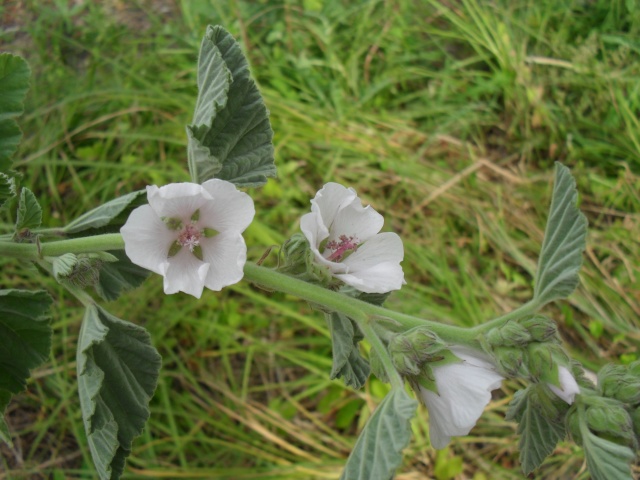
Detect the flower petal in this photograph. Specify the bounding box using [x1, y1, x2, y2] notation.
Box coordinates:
[327, 202, 384, 246]
[420, 349, 503, 449]
[199, 179, 255, 233]
[310, 183, 357, 233]
[334, 261, 404, 293]
[342, 232, 404, 271]
[548, 366, 580, 404]
[333, 232, 404, 289]
[147, 183, 212, 220]
[120, 204, 175, 275]
[199, 232, 247, 291]
[163, 247, 209, 298]
[300, 210, 329, 252]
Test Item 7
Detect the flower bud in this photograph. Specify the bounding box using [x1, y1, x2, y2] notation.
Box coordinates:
[492, 346, 527, 377]
[519, 315, 559, 343]
[388, 327, 445, 376]
[584, 399, 636, 447]
[598, 363, 640, 406]
[485, 321, 531, 347]
[528, 342, 569, 384]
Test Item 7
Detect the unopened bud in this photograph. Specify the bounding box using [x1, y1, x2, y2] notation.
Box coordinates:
[492, 346, 527, 377]
[528, 343, 569, 385]
[519, 315, 559, 343]
[599, 363, 640, 406]
[585, 399, 636, 447]
[485, 321, 531, 347]
[388, 327, 445, 376]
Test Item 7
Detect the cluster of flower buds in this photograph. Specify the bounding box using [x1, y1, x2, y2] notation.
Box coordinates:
[383, 327, 505, 449]
[482, 315, 580, 404]
[597, 361, 640, 443]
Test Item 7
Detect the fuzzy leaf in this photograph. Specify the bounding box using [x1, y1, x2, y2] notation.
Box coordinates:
[0, 290, 52, 445]
[15, 187, 42, 232]
[77, 305, 161, 480]
[340, 388, 418, 480]
[0, 54, 31, 172]
[94, 251, 150, 302]
[506, 385, 566, 475]
[0, 172, 15, 208]
[187, 25, 275, 187]
[533, 163, 588, 306]
[64, 190, 146, 234]
[580, 417, 635, 480]
[326, 312, 370, 389]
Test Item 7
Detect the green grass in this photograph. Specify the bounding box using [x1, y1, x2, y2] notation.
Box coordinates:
[1, 0, 639, 478]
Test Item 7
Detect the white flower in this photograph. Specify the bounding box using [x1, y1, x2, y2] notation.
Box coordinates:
[300, 182, 404, 294]
[548, 366, 580, 404]
[419, 347, 504, 449]
[121, 179, 254, 298]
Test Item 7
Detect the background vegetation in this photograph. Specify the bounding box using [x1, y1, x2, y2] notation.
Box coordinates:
[1, 0, 639, 478]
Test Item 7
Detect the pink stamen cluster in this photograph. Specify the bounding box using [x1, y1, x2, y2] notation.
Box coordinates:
[326, 234, 359, 261]
[178, 223, 203, 252]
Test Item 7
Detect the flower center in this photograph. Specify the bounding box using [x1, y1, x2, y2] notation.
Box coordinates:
[177, 223, 203, 252]
[325, 234, 359, 262]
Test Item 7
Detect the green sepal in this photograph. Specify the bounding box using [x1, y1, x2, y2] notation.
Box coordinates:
[192, 245, 204, 261]
[203, 227, 218, 238]
[162, 217, 183, 231]
[167, 242, 182, 258]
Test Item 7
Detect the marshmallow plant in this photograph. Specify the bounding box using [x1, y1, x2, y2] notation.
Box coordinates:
[0, 26, 638, 480]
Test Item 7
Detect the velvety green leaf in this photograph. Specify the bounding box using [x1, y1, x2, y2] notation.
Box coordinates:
[0, 289, 52, 445]
[94, 251, 150, 302]
[15, 187, 42, 232]
[64, 190, 146, 234]
[580, 412, 635, 480]
[533, 163, 588, 306]
[187, 25, 275, 187]
[0, 54, 31, 171]
[326, 312, 370, 389]
[0, 172, 15, 208]
[340, 388, 418, 480]
[506, 385, 566, 475]
[77, 305, 161, 480]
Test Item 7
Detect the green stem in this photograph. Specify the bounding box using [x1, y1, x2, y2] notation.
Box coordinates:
[0, 233, 124, 259]
[470, 299, 539, 334]
[0, 232, 479, 346]
[243, 263, 477, 345]
[359, 321, 404, 390]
